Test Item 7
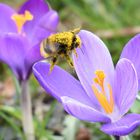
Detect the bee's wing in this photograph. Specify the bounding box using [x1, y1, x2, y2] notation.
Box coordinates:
[41, 39, 55, 53]
[49, 42, 60, 53]
[40, 39, 55, 58]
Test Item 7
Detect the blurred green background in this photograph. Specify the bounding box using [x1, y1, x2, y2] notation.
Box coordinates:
[0, 0, 140, 140]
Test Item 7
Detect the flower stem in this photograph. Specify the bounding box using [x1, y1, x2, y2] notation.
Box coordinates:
[20, 80, 35, 140]
[114, 136, 120, 140]
[121, 136, 130, 140]
[114, 136, 130, 140]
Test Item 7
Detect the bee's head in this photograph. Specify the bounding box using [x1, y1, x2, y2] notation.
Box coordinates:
[75, 35, 81, 48]
[71, 28, 81, 48]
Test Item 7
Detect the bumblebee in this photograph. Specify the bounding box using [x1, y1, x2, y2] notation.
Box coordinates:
[40, 28, 81, 72]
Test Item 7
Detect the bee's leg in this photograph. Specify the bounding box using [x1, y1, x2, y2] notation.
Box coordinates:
[49, 56, 58, 73]
[73, 49, 78, 57]
[65, 55, 73, 67]
[71, 27, 81, 34]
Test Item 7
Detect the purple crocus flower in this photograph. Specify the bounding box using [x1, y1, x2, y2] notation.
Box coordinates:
[33, 30, 140, 136]
[121, 34, 140, 90]
[0, 0, 59, 82]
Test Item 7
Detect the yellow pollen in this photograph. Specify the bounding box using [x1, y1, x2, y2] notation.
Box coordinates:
[48, 32, 74, 49]
[76, 36, 81, 48]
[92, 70, 114, 114]
[11, 10, 33, 33]
[94, 70, 105, 84]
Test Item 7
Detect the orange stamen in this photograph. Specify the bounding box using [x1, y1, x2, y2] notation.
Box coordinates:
[108, 84, 114, 110]
[92, 70, 114, 114]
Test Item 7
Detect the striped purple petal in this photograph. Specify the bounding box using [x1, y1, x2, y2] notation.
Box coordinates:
[73, 30, 114, 108]
[101, 114, 140, 136]
[121, 34, 140, 90]
[33, 61, 95, 107]
[61, 96, 111, 123]
[114, 58, 138, 116]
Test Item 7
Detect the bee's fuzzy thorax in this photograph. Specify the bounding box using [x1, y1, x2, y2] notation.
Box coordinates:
[48, 32, 74, 49]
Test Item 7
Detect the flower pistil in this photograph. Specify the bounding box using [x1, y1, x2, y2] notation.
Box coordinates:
[11, 10, 33, 34]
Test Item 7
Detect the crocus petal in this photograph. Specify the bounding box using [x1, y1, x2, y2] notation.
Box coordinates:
[31, 10, 59, 45]
[73, 30, 114, 107]
[121, 34, 140, 89]
[114, 58, 138, 116]
[101, 114, 140, 136]
[0, 33, 31, 81]
[0, 4, 17, 35]
[24, 43, 43, 79]
[19, 0, 49, 37]
[33, 61, 95, 107]
[61, 96, 111, 123]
